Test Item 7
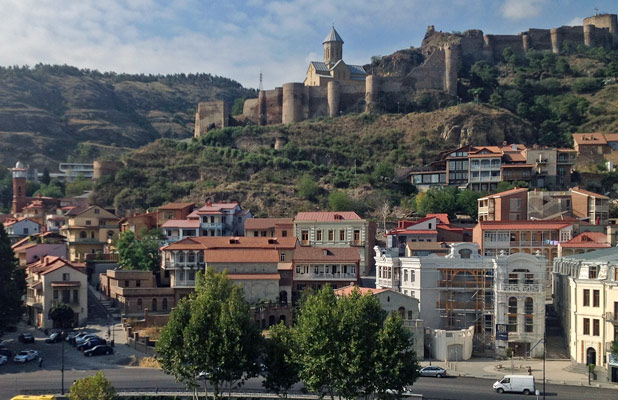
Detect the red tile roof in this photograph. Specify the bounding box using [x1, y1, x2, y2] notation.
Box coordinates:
[157, 202, 196, 210]
[573, 132, 607, 145]
[480, 187, 528, 200]
[161, 219, 200, 228]
[245, 218, 294, 230]
[27, 256, 86, 276]
[478, 220, 572, 230]
[604, 133, 618, 142]
[560, 231, 609, 248]
[3, 217, 41, 227]
[162, 236, 298, 251]
[571, 187, 609, 200]
[204, 249, 279, 263]
[293, 247, 360, 263]
[334, 285, 388, 296]
[295, 211, 362, 222]
[195, 202, 239, 214]
[426, 213, 450, 225]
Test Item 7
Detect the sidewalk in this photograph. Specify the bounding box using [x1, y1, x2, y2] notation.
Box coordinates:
[419, 358, 618, 390]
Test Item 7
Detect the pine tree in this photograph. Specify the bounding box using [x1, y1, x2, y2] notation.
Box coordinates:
[0, 224, 24, 334]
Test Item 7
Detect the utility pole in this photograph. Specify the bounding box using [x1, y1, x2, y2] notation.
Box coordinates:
[543, 321, 546, 400]
[61, 329, 65, 394]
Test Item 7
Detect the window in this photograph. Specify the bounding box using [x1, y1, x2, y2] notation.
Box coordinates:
[408, 311, 413, 320]
[162, 298, 168, 311]
[80, 231, 87, 239]
[136, 280, 141, 287]
[354, 230, 360, 243]
[411, 270, 415, 282]
[508, 297, 517, 314]
[593, 319, 600, 336]
[62, 290, 70, 303]
[593, 290, 600, 307]
[404, 270, 408, 282]
[295, 265, 301, 273]
[317, 230, 323, 241]
[53, 290, 58, 300]
[282, 230, 287, 237]
[63, 273, 70, 281]
[137, 298, 142, 308]
[339, 230, 346, 241]
[73, 289, 79, 304]
[301, 230, 309, 243]
[23, 227, 28, 234]
[328, 230, 334, 241]
[525, 297, 533, 314]
[125, 280, 130, 287]
[280, 253, 286, 262]
[583, 318, 590, 335]
[508, 315, 517, 332]
[589, 267, 598, 279]
[85, 220, 91, 225]
[525, 316, 533, 333]
[583, 289, 590, 306]
[94, 208, 100, 214]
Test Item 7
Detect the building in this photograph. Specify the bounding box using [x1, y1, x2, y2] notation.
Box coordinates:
[188, 201, 252, 237]
[3, 218, 42, 243]
[25, 256, 88, 328]
[161, 219, 200, 243]
[572, 132, 618, 155]
[100, 269, 174, 316]
[294, 211, 376, 276]
[558, 231, 611, 258]
[571, 187, 609, 226]
[375, 242, 546, 358]
[410, 144, 577, 192]
[478, 188, 529, 222]
[334, 285, 424, 360]
[11, 232, 67, 267]
[60, 205, 121, 262]
[245, 218, 294, 238]
[120, 212, 158, 237]
[160, 236, 297, 304]
[292, 246, 360, 302]
[553, 248, 618, 381]
[58, 163, 94, 181]
[156, 202, 196, 226]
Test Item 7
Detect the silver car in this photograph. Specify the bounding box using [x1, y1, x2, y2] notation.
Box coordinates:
[419, 366, 447, 378]
[13, 350, 38, 363]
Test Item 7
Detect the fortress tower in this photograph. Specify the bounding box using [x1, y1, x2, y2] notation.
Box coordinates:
[11, 161, 27, 214]
[323, 26, 344, 68]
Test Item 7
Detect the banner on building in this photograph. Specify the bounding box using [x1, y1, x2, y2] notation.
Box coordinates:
[496, 324, 508, 341]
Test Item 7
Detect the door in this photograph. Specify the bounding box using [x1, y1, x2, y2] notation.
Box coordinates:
[447, 344, 463, 361]
[612, 367, 618, 383]
[587, 347, 596, 366]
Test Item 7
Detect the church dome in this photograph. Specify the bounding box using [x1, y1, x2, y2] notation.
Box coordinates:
[323, 26, 343, 44]
[15, 161, 24, 169]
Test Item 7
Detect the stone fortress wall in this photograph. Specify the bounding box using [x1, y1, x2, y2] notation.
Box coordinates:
[194, 13, 617, 137]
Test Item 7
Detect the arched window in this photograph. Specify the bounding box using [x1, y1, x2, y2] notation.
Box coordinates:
[107, 231, 114, 240]
[179, 253, 185, 262]
[404, 270, 408, 282]
[137, 298, 142, 308]
[508, 297, 518, 314]
[90, 231, 95, 239]
[525, 297, 534, 314]
[162, 298, 168, 311]
[152, 298, 158, 312]
[459, 249, 472, 259]
[508, 297, 518, 332]
[398, 307, 406, 319]
[80, 231, 87, 239]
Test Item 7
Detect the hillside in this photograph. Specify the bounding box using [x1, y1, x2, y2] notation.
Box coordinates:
[0, 65, 256, 168]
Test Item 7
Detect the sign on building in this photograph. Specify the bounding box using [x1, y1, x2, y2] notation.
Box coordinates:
[496, 324, 508, 341]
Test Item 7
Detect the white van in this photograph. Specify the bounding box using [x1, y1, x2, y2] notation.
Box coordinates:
[493, 375, 535, 395]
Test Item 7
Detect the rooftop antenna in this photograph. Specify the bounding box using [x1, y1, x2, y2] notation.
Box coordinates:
[259, 70, 263, 91]
[594, 7, 599, 15]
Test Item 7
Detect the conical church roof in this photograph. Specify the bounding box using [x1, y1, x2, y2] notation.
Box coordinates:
[323, 26, 343, 44]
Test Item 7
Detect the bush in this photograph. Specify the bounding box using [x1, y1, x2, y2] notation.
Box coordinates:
[572, 77, 602, 93]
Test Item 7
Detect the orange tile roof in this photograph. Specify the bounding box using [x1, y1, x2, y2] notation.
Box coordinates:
[480, 187, 528, 200]
[573, 132, 607, 145]
[604, 133, 618, 142]
[157, 202, 196, 210]
[293, 247, 360, 262]
[161, 219, 200, 228]
[295, 211, 362, 222]
[195, 202, 239, 214]
[334, 285, 388, 296]
[227, 273, 280, 280]
[245, 218, 294, 230]
[564, 231, 607, 244]
[204, 249, 279, 263]
[3, 217, 41, 227]
[478, 220, 572, 231]
[426, 213, 450, 224]
[571, 187, 609, 200]
[27, 256, 85, 276]
[162, 236, 298, 251]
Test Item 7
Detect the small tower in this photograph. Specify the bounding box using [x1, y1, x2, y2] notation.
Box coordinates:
[323, 26, 344, 68]
[11, 161, 27, 215]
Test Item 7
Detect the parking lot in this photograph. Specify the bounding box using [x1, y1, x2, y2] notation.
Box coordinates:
[0, 321, 146, 374]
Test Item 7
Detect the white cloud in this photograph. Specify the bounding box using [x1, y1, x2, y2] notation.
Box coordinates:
[567, 17, 584, 26]
[501, 0, 548, 20]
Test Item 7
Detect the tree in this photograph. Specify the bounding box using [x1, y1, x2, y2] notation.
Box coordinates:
[156, 269, 261, 400]
[262, 322, 299, 398]
[0, 224, 24, 334]
[611, 335, 618, 357]
[68, 371, 117, 400]
[49, 303, 75, 329]
[328, 190, 353, 211]
[41, 167, 51, 185]
[116, 229, 163, 272]
[297, 174, 320, 201]
[456, 189, 482, 219]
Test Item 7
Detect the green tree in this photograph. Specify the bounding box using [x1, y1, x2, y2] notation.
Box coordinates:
[456, 189, 482, 219]
[49, 303, 75, 329]
[41, 167, 51, 185]
[372, 161, 395, 182]
[66, 175, 94, 197]
[68, 371, 117, 400]
[0, 224, 24, 334]
[611, 336, 618, 356]
[297, 174, 320, 201]
[328, 190, 353, 211]
[116, 229, 163, 272]
[262, 322, 299, 398]
[156, 270, 261, 400]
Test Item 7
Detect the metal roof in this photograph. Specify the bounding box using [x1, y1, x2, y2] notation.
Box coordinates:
[323, 26, 343, 43]
[348, 64, 367, 75]
[562, 246, 618, 262]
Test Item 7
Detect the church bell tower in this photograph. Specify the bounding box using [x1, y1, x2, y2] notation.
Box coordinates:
[323, 26, 344, 68]
[11, 161, 27, 214]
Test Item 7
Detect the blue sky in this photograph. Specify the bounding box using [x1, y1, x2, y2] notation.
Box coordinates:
[0, 0, 615, 89]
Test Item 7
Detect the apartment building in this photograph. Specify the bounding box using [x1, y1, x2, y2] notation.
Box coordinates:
[3, 217, 41, 243]
[60, 206, 120, 261]
[294, 211, 376, 275]
[292, 246, 360, 301]
[478, 188, 528, 222]
[25, 256, 88, 329]
[571, 187, 609, 226]
[375, 242, 546, 358]
[385, 214, 470, 255]
[190, 201, 252, 237]
[409, 144, 576, 192]
[558, 231, 611, 258]
[11, 232, 67, 267]
[245, 218, 294, 238]
[160, 236, 297, 304]
[553, 248, 618, 382]
[156, 202, 196, 226]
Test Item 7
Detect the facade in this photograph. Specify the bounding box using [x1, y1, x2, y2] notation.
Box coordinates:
[294, 211, 376, 276]
[478, 188, 529, 222]
[100, 269, 174, 316]
[334, 285, 424, 360]
[553, 248, 618, 381]
[60, 206, 120, 262]
[120, 212, 158, 237]
[375, 243, 546, 357]
[292, 246, 360, 301]
[25, 256, 88, 329]
[58, 163, 94, 181]
[558, 231, 611, 258]
[410, 144, 576, 192]
[244, 218, 294, 238]
[3, 218, 42, 243]
[156, 202, 196, 226]
[571, 187, 609, 226]
[572, 132, 618, 155]
[160, 236, 297, 304]
[189, 201, 252, 237]
[161, 219, 200, 243]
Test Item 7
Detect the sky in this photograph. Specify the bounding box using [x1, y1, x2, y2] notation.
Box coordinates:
[0, 0, 616, 89]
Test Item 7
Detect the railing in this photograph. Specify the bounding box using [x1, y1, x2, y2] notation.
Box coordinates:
[85, 253, 118, 261]
[200, 222, 225, 229]
[173, 280, 196, 287]
[438, 280, 493, 288]
[296, 272, 357, 280]
[376, 278, 395, 288]
[164, 261, 204, 269]
[26, 296, 42, 306]
[495, 282, 543, 292]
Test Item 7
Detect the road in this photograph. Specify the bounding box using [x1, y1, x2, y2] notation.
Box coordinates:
[1, 368, 616, 399]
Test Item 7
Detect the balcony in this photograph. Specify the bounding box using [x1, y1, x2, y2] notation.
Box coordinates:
[349, 240, 363, 246]
[26, 296, 42, 308]
[605, 312, 618, 324]
[496, 282, 543, 292]
[295, 272, 357, 280]
[377, 278, 396, 289]
[164, 261, 204, 270]
[173, 280, 196, 288]
[200, 222, 225, 229]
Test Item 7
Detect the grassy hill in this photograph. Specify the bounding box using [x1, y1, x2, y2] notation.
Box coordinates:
[0, 64, 256, 168]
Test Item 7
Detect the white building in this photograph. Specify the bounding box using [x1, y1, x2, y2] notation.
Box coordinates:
[553, 247, 618, 382]
[375, 242, 546, 358]
[4, 218, 41, 242]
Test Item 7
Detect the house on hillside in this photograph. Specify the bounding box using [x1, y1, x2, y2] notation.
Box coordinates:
[3, 218, 42, 243]
[60, 205, 120, 261]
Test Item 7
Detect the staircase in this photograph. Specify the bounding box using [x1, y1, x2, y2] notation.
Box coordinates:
[87, 286, 121, 323]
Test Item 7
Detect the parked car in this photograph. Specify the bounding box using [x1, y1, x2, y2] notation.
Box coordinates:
[67, 332, 87, 345]
[0, 355, 7, 365]
[0, 348, 12, 358]
[45, 332, 63, 343]
[493, 375, 535, 395]
[18, 333, 35, 344]
[77, 338, 106, 351]
[419, 366, 447, 378]
[75, 334, 99, 347]
[13, 350, 38, 363]
[84, 345, 113, 357]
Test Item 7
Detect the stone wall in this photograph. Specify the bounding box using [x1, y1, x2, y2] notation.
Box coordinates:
[194, 101, 229, 139]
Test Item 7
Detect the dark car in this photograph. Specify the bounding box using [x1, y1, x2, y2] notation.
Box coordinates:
[78, 338, 106, 351]
[419, 366, 447, 378]
[0, 348, 12, 358]
[67, 332, 88, 345]
[75, 334, 99, 347]
[84, 345, 113, 357]
[18, 333, 35, 344]
[45, 332, 63, 343]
